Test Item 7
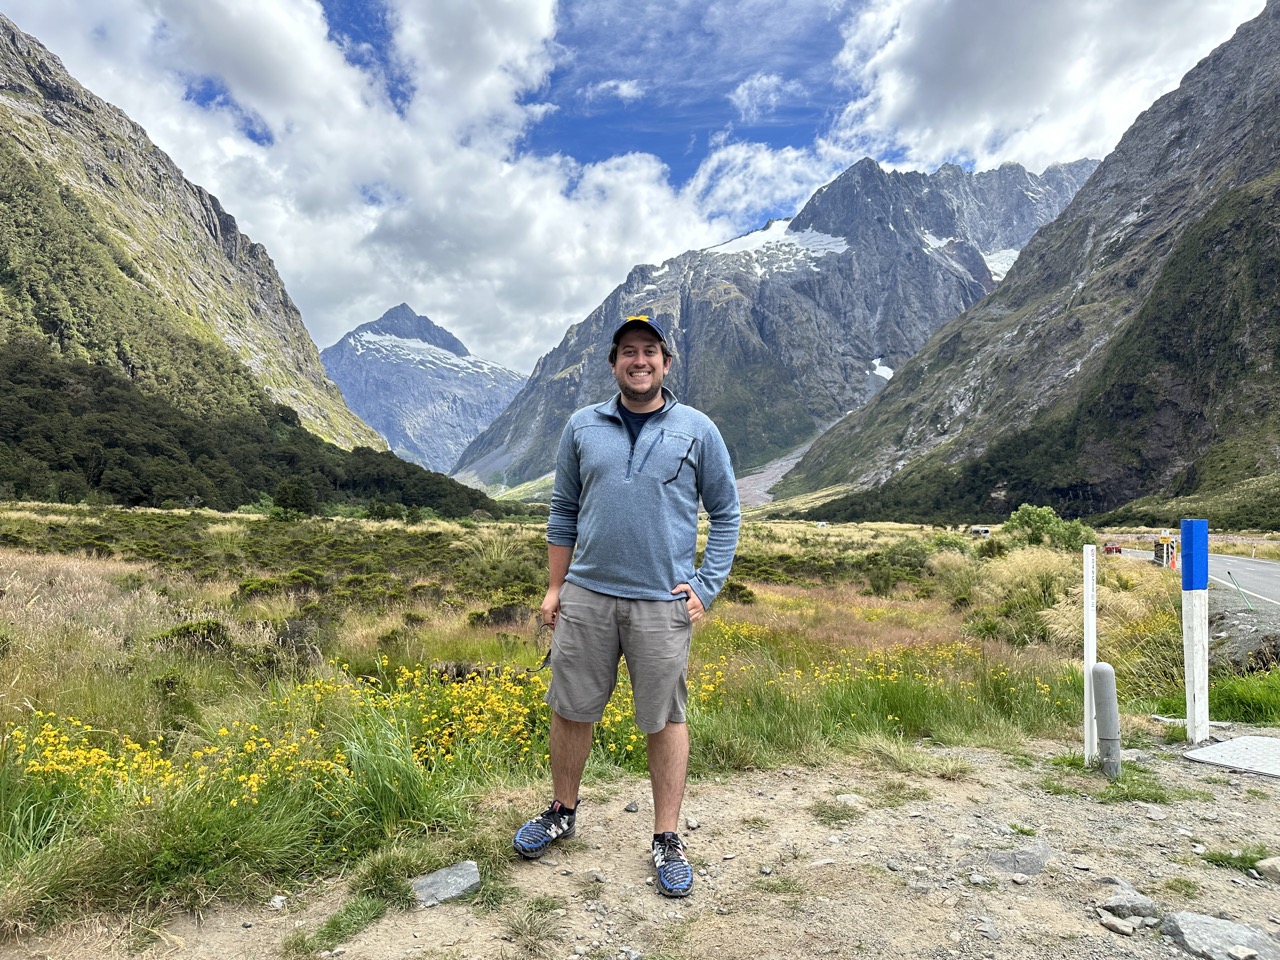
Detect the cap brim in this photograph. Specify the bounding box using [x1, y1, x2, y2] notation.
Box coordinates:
[612, 317, 667, 344]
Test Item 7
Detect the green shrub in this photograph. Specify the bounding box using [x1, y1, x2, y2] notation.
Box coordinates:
[1002, 504, 1096, 551]
[719, 580, 757, 605]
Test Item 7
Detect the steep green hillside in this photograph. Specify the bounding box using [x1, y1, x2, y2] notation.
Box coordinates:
[0, 135, 262, 415]
[0, 14, 382, 449]
[0, 331, 507, 515]
[0, 139, 508, 516]
[799, 171, 1280, 526]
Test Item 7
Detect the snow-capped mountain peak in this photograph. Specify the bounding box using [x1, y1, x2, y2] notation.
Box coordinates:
[321, 305, 525, 474]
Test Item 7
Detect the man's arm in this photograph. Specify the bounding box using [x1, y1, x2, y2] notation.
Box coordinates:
[541, 543, 573, 626]
[544, 420, 581, 626]
[686, 423, 741, 611]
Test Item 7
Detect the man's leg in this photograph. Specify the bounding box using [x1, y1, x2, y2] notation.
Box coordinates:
[513, 711, 593, 859]
[647, 720, 689, 834]
[551, 711, 593, 808]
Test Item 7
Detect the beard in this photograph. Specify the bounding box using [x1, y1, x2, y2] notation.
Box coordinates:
[619, 381, 662, 405]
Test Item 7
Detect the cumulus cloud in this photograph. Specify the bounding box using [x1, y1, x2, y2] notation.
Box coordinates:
[828, 0, 1264, 172]
[4, 0, 691, 370]
[685, 140, 833, 224]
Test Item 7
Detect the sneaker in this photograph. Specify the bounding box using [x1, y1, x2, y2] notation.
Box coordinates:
[652, 832, 693, 897]
[512, 800, 576, 859]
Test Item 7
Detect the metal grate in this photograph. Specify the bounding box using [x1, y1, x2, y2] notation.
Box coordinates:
[1185, 735, 1280, 779]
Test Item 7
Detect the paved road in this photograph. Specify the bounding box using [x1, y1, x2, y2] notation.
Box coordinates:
[1206, 553, 1280, 608]
[1118, 547, 1280, 607]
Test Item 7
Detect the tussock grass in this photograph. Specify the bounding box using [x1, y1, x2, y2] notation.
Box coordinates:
[282, 895, 387, 958]
[502, 895, 566, 958]
[850, 732, 975, 781]
[1041, 560, 1184, 698]
[1202, 843, 1271, 872]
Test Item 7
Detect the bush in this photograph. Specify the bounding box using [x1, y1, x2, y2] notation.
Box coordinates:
[718, 580, 757, 605]
[1002, 504, 1096, 551]
[273, 478, 316, 517]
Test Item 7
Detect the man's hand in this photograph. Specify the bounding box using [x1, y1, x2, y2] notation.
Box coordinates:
[671, 583, 704, 622]
[539, 586, 561, 628]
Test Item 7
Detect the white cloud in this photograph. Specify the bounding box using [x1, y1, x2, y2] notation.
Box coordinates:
[4, 0, 697, 371]
[728, 72, 806, 124]
[685, 141, 833, 224]
[828, 0, 1265, 172]
[582, 79, 646, 104]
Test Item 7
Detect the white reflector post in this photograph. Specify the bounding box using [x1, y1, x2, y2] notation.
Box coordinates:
[1181, 519, 1210, 744]
[1083, 545, 1098, 763]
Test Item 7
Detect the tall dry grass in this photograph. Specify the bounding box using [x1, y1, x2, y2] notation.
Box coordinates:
[0, 552, 285, 735]
[1041, 558, 1183, 697]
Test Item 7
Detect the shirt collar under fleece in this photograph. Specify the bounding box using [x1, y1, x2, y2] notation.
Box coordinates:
[595, 386, 678, 422]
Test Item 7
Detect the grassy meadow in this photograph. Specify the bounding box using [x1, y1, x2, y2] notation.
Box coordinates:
[1, 502, 1277, 947]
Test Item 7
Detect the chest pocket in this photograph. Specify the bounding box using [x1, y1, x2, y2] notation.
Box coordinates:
[636, 429, 698, 485]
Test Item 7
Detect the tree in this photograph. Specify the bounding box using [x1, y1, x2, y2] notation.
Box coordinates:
[273, 477, 316, 517]
[1002, 504, 1095, 551]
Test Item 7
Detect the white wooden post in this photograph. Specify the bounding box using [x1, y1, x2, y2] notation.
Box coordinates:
[1083, 545, 1097, 763]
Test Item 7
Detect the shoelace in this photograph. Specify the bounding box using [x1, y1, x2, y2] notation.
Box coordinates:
[654, 834, 687, 865]
[539, 806, 570, 831]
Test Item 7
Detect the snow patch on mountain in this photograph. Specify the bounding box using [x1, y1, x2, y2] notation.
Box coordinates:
[351, 331, 516, 379]
[708, 219, 850, 277]
[982, 249, 1021, 281]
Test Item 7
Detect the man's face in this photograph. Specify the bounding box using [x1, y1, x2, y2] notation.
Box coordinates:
[611, 328, 670, 409]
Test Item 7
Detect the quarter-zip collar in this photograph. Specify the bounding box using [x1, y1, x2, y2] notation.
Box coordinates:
[595, 386, 678, 423]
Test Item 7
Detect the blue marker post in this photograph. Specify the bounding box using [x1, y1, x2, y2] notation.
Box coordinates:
[1181, 519, 1210, 744]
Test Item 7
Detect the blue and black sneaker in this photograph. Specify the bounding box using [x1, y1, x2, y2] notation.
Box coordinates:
[513, 800, 576, 859]
[652, 831, 693, 897]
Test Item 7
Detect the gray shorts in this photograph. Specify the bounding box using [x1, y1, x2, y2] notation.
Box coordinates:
[545, 581, 693, 734]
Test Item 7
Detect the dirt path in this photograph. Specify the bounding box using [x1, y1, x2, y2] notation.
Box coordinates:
[6, 726, 1279, 960]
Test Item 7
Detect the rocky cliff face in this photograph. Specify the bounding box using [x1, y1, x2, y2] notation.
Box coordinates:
[453, 158, 1096, 489]
[784, 0, 1280, 518]
[321, 305, 525, 474]
[0, 14, 381, 450]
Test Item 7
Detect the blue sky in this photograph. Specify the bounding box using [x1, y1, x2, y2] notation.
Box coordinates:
[2, 0, 1265, 373]
[519, 2, 853, 187]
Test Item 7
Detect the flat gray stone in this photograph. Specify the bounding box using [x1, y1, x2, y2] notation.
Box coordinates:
[1185, 736, 1280, 779]
[1099, 911, 1136, 936]
[1099, 887, 1160, 919]
[1160, 911, 1280, 960]
[411, 861, 481, 906]
[986, 841, 1052, 876]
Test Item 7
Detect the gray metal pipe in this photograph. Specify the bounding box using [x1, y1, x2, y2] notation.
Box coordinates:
[1092, 662, 1122, 779]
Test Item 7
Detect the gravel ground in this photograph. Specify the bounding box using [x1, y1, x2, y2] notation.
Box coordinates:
[1209, 582, 1280, 671]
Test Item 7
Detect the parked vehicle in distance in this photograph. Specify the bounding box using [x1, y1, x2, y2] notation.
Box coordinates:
[970, 525, 991, 538]
[1103, 542, 1123, 555]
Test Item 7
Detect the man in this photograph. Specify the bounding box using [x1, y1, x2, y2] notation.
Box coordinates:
[513, 314, 741, 898]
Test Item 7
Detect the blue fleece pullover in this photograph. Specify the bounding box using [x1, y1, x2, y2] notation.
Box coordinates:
[547, 388, 741, 610]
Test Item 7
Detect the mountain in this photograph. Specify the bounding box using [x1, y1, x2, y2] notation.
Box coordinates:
[0, 13, 380, 450]
[321, 305, 526, 473]
[784, 0, 1280, 524]
[453, 158, 1096, 489]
